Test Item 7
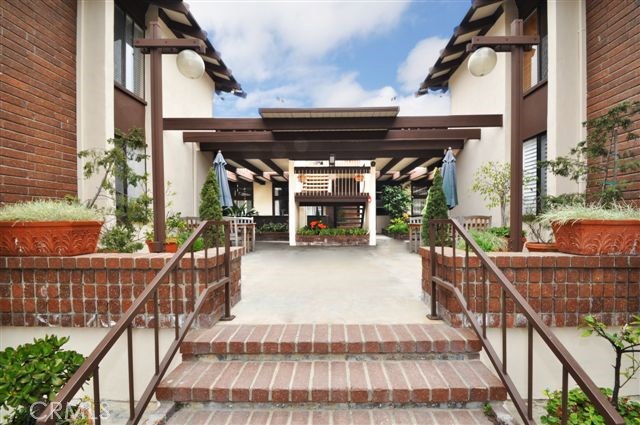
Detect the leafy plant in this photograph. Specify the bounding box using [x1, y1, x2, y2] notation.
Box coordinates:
[99, 225, 143, 253]
[540, 101, 640, 207]
[297, 223, 367, 236]
[78, 128, 151, 230]
[422, 168, 449, 246]
[386, 217, 409, 235]
[224, 203, 258, 217]
[0, 200, 102, 222]
[0, 335, 85, 425]
[541, 203, 640, 224]
[258, 222, 288, 232]
[523, 213, 553, 243]
[199, 167, 223, 222]
[381, 186, 411, 219]
[456, 229, 507, 252]
[541, 387, 640, 424]
[470, 161, 511, 227]
[581, 315, 640, 407]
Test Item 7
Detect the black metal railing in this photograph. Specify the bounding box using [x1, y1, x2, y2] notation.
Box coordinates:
[427, 219, 624, 425]
[36, 221, 234, 425]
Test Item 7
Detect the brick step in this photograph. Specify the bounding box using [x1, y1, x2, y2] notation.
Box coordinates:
[166, 407, 494, 424]
[181, 324, 481, 358]
[156, 359, 506, 404]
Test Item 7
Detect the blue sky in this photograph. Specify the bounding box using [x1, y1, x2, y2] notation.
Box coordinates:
[189, 1, 470, 117]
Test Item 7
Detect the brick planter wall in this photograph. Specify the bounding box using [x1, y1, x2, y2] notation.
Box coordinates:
[420, 247, 639, 328]
[256, 232, 288, 241]
[296, 234, 369, 246]
[0, 248, 243, 329]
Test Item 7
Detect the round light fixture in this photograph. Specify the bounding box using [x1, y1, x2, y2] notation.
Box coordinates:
[176, 49, 205, 79]
[468, 47, 498, 77]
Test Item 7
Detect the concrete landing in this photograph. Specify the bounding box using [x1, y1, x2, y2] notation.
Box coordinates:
[229, 236, 434, 324]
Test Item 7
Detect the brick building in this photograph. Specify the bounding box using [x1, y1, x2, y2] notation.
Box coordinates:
[0, 0, 244, 209]
[418, 0, 640, 222]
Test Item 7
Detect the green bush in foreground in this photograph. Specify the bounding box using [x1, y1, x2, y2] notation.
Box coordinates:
[541, 387, 640, 424]
[0, 200, 102, 222]
[0, 335, 85, 425]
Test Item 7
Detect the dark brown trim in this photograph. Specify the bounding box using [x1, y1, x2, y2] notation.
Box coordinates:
[295, 194, 369, 205]
[398, 158, 430, 175]
[114, 82, 147, 106]
[523, 79, 547, 98]
[259, 106, 399, 116]
[378, 158, 403, 175]
[261, 159, 285, 176]
[165, 114, 502, 131]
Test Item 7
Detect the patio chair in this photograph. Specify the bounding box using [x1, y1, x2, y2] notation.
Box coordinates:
[408, 216, 422, 253]
[223, 216, 256, 252]
[460, 215, 492, 231]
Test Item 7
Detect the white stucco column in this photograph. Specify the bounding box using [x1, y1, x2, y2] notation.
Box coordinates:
[76, 0, 115, 206]
[288, 160, 297, 246]
[367, 165, 376, 246]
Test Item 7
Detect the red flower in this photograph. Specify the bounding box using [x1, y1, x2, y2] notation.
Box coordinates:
[318, 223, 327, 229]
[310, 220, 319, 228]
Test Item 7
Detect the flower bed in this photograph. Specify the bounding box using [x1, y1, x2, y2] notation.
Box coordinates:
[296, 220, 368, 246]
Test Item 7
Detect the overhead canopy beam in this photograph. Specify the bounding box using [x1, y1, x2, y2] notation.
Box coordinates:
[227, 158, 268, 185]
[165, 115, 502, 131]
[378, 158, 403, 175]
[398, 158, 430, 176]
[261, 159, 285, 177]
[183, 129, 479, 143]
[211, 150, 444, 161]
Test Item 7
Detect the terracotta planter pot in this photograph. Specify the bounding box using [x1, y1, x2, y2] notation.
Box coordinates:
[524, 242, 558, 252]
[551, 219, 640, 255]
[0, 221, 103, 256]
[145, 240, 179, 253]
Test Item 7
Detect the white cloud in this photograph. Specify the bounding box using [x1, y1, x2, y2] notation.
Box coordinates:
[189, 2, 451, 117]
[397, 36, 448, 92]
[190, 1, 409, 82]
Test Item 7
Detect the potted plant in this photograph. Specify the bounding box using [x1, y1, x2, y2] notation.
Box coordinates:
[541, 101, 640, 255]
[296, 221, 368, 246]
[145, 212, 188, 253]
[0, 200, 103, 256]
[256, 222, 288, 241]
[522, 213, 557, 252]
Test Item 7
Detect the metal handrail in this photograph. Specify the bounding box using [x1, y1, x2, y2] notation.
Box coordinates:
[36, 220, 234, 425]
[427, 219, 624, 425]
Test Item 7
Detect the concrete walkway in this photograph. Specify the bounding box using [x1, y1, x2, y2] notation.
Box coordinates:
[229, 235, 435, 324]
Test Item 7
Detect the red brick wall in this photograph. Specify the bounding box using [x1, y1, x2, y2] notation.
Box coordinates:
[0, 0, 78, 204]
[421, 248, 639, 328]
[586, 1, 640, 202]
[0, 249, 243, 328]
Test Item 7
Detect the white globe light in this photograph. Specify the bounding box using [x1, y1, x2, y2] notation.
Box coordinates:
[176, 49, 205, 79]
[468, 47, 498, 77]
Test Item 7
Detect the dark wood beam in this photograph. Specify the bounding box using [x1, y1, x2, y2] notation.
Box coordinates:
[205, 150, 443, 161]
[164, 114, 502, 131]
[453, 14, 501, 37]
[378, 158, 403, 175]
[261, 159, 285, 176]
[223, 163, 253, 183]
[398, 158, 429, 176]
[183, 129, 479, 143]
[228, 158, 268, 184]
[133, 38, 206, 54]
[429, 56, 466, 76]
[159, 9, 207, 39]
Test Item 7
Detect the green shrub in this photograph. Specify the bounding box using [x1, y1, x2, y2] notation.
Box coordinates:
[297, 226, 367, 236]
[224, 203, 258, 217]
[199, 168, 224, 246]
[386, 217, 409, 235]
[0, 335, 85, 425]
[422, 168, 449, 246]
[0, 200, 102, 222]
[258, 222, 288, 232]
[381, 186, 411, 219]
[99, 225, 143, 253]
[487, 226, 510, 238]
[541, 387, 640, 425]
[456, 229, 507, 252]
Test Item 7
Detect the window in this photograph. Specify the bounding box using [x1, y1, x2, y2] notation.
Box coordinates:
[411, 181, 430, 216]
[522, 4, 548, 91]
[230, 181, 254, 209]
[523, 133, 547, 215]
[272, 182, 289, 216]
[114, 5, 144, 98]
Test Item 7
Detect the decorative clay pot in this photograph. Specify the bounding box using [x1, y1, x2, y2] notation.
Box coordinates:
[0, 221, 103, 256]
[551, 219, 640, 255]
[524, 242, 558, 252]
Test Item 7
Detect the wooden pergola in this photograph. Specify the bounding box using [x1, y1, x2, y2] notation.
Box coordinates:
[165, 107, 502, 182]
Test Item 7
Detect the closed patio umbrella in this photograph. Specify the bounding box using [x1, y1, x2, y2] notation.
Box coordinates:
[442, 148, 458, 209]
[214, 150, 233, 207]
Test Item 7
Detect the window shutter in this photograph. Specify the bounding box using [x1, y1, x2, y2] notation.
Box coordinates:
[523, 139, 538, 215]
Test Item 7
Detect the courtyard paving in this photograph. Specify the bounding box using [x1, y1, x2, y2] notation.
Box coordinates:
[229, 235, 435, 324]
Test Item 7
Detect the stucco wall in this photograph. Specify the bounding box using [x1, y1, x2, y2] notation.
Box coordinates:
[546, 0, 585, 196]
[153, 19, 215, 217]
[254, 181, 273, 215]
[448, 14, 509, 226]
